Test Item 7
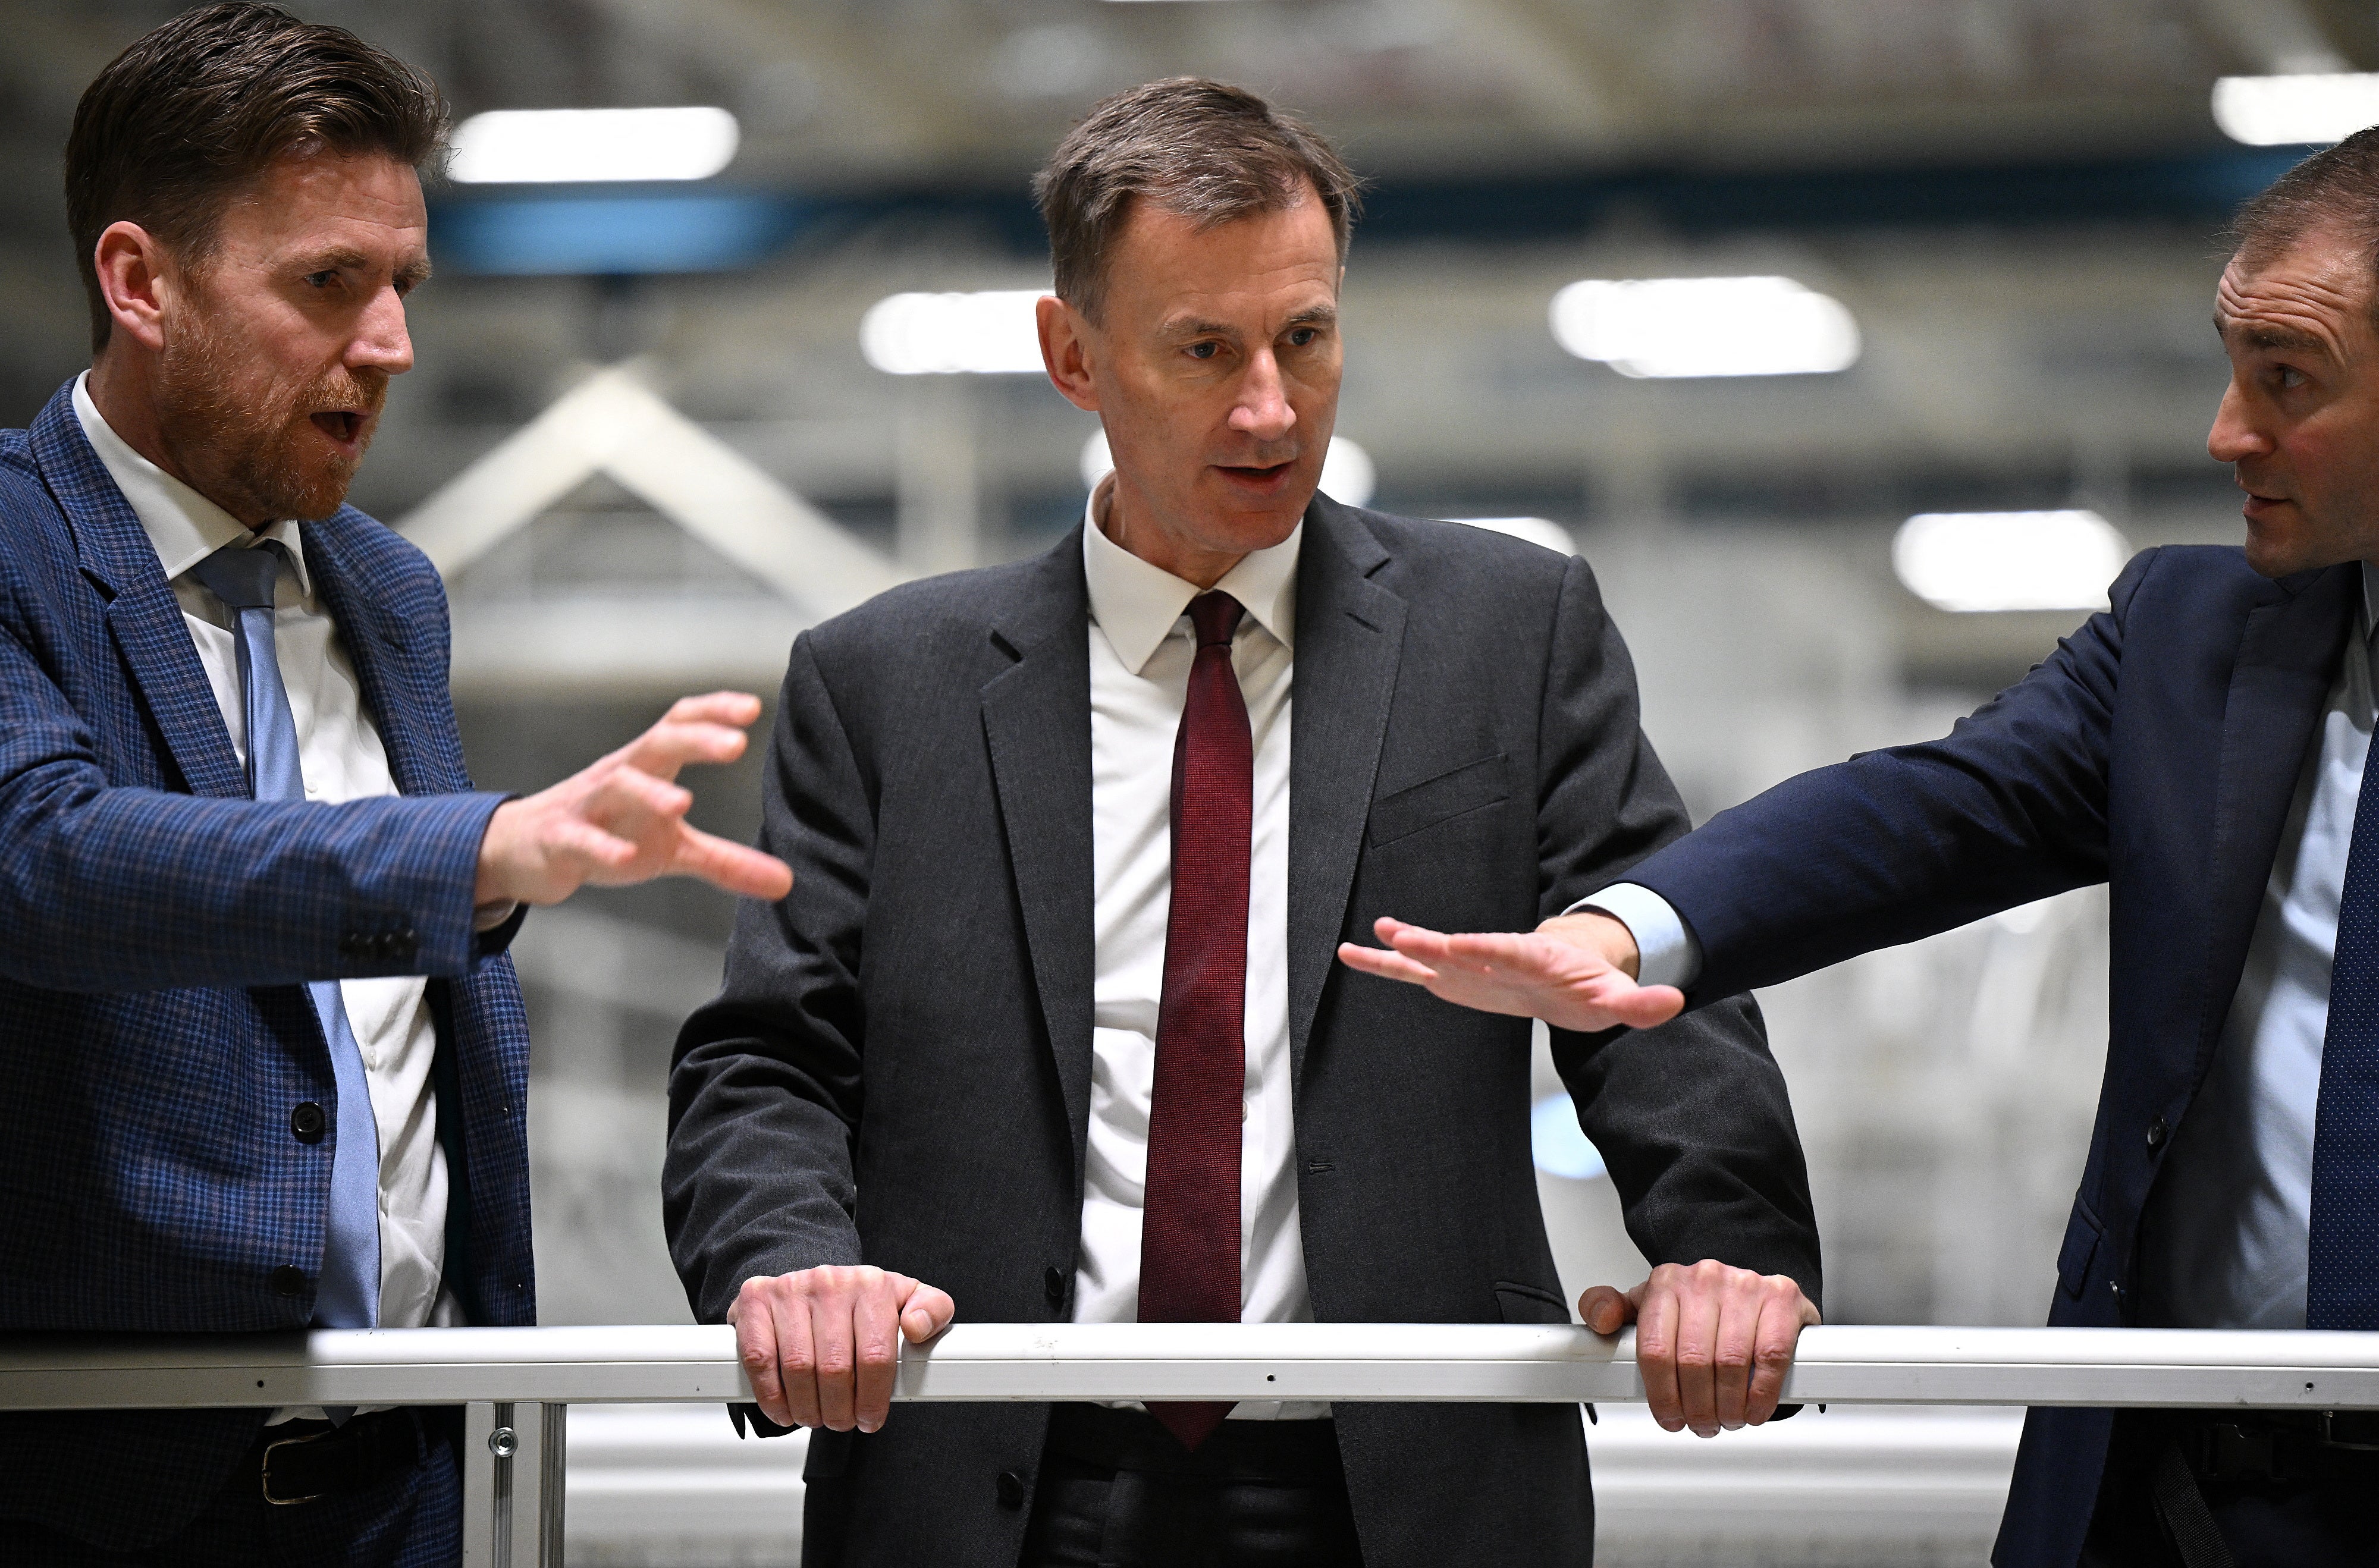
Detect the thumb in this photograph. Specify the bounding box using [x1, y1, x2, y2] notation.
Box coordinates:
[1604, 982, 1687, 1030]
[1578, 1285, 1637, 1334]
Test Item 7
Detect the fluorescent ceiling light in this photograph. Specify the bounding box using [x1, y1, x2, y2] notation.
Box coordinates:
[2212, 73, 2379, 146]
[1891, 510, 2130, 614]
[861, 290, 1049, 375]
[448, 107, 740, 184]
[1448, 516, 1576, 555]
[1079, 431, 1376, 507]
[1550, 276, 1860, 379]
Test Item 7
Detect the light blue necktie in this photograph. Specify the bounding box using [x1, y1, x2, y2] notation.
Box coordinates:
[190, 540, 381, 1332]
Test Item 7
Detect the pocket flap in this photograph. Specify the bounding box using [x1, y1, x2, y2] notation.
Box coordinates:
[2055, 1202, 2102, 1300]
[1494, 1279, 1573, 1324]
[1369, 753, 1511, 847]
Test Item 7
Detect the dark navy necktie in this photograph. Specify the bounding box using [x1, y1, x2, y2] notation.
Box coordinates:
[189, 541, 382, 1333]
[2311, 654, 2379, 1330]
[1138, 592, 1251, 1451]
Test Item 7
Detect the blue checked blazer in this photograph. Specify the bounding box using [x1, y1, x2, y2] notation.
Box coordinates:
[0, 381, 535, 1551]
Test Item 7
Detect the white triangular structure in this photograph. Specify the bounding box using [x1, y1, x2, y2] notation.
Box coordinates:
[396, 363, 905, 620]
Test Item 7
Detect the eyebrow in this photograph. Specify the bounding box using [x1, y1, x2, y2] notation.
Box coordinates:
[292, 247, 432, 288]
[1159, 303, 1340, 339]
[2215, 312, 2322, 354]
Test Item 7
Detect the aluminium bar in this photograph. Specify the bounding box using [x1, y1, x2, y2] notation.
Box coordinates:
[2, 1324, 2378, 1413]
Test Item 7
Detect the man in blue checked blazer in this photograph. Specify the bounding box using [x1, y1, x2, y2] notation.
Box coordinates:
[0, 8, 789, 1563]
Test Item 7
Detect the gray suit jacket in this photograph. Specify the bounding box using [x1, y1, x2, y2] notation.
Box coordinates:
[665, 497, 1821, 1567]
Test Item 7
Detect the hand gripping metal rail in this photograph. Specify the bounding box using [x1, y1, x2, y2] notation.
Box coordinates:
[5, 1322, 2377, 1566]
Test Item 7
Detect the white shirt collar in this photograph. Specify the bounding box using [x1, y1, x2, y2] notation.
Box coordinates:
[1079, 472, 1301, 676]
[71, 370, 312, 599]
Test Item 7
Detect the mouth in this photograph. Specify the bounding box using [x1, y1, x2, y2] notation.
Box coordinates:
[1214, 459, 1297, 493]
[310, 410, 366, 451]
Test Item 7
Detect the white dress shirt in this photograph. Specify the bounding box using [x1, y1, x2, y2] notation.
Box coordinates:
[73, 374, 456, 1358]
[1075, 477, 1323, 1420]
[1587, 564, 2379, 1332]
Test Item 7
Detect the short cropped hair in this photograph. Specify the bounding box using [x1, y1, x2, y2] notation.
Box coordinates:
[2229, 125, 2379, 304]
[65, 2, 448, 352]
[1032, 78, 1363, 322]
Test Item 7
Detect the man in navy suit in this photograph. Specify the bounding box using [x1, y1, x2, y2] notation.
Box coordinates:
[0, 7, 789, 1563]
[1345, 133, 2379, 1566]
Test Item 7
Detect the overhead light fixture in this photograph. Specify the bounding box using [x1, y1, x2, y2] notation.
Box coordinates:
[1079, 431, 1376, 507]
[1891, 510, 2130, 614]
[1551, 276, 1860, 379]
[861, 291, 1049, 375]
[1448, 517, 1576, 555]
[2212, 73, 2379, 146]
[448, 107, 740, 184]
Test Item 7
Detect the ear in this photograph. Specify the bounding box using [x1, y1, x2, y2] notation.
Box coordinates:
[1038, 295, 1101, 414]
[93, 221, 177, 356]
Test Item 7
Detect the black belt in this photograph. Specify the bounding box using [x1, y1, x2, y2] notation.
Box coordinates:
[2171, 1409, 2379, 1487]
[249, 1409, 428, 1506]
[1046, 1404, 1345, 1486]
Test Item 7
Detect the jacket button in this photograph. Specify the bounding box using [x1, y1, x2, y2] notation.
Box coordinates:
[996, 1469, 1027, 1510]
[270, 1265, 307, 1299]
[2146, 1115, 2169, 1152]
[1044, 1267, 1067, 1307]
[290, 1102, 326, 1143]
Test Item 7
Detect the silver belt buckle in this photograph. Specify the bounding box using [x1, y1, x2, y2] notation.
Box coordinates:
[260, 1425, 335, 1506]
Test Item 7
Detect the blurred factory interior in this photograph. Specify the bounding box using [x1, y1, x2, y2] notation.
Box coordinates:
[1, 1, 2363, 1560]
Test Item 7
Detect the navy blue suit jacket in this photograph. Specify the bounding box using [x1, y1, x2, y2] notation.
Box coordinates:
[0, 381, 536, 1550]
[1622, 544, 2359, 1567]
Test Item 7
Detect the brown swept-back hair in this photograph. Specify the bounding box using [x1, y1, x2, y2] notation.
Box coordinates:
[1032, 78, 1363, 322]
[2229, 125, 2379, 310]
[65, 1, 447, 353]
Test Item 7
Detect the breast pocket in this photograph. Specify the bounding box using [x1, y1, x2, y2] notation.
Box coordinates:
[1367, 753, 1512, 848]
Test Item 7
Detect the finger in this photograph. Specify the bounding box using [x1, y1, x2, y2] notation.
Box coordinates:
[587, 764, 696, 828]
[733, 1287, 793, 1428]
[1577, 1285, 1633, 1335]
[1634, 1278, 1684, 1433]
[665, 690, 764, 726]
[810, 1289, 859, 1432]
[1590, 978, 1687, 1029]
[773, 1287, 824, 1429]
[1674, 1270, 1724, 1438]
[669, 825, 796, 899]
[899, 1281, 958, 1343]
[1746, 1281, 1816, 1425]
[852, 1278, 902, 1434]
[1335, 942, 1440, 985]
[1711, 1272, 1763, 1431]
[620, 719, 757, 780]
[547, 818, 639, 876]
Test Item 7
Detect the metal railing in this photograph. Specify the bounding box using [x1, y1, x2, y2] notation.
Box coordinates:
[5, 1322, 2377, 1566]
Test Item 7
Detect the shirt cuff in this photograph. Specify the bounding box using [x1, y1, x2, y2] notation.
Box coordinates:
[1564, 882, 1703, 991]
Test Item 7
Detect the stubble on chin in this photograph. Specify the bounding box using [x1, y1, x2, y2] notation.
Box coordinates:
[155, 301, 380, 524]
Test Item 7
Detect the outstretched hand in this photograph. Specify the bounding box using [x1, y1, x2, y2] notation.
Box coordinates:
[1581, 1261, 1819, 1436]
[1335, 912, 1686, 1033]
[475, 692, 794, 908]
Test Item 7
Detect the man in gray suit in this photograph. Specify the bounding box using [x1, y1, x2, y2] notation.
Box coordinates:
[665, 77, 1822, 1567]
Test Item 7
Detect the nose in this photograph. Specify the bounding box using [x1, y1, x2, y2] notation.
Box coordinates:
[1228, 348, 1296, 444]
[2207, 376, 2268, 465]
[349, 283, 415, 378]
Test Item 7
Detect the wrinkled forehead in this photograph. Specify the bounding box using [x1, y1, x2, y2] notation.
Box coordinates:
[2218, 229, 2379, 350]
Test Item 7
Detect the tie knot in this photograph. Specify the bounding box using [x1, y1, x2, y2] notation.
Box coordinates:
[1188, 592, 1243, 650]
[188, 539, 284, 612]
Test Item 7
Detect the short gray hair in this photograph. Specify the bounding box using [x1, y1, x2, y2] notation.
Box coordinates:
[1032, 77, 1363, 322]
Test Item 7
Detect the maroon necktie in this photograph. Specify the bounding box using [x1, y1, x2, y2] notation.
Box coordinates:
[1138, 591, 1251, 1451]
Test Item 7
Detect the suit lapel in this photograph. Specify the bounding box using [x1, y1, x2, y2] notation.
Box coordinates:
[1286, 499, 1407, 1083]
[2195, 563, 2359, 1077]
[29, 391, 247, 800]
[304, 516, 448, 796]
[981, 533, 1099, 1177]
